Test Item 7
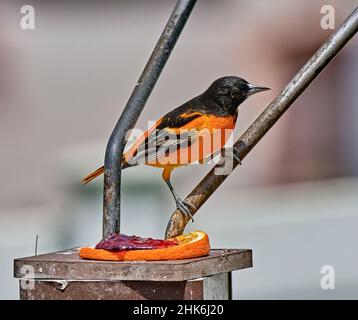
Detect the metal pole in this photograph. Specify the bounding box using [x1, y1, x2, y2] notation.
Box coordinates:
[165, 6, 358, 239]
[103, 0, 197, 237]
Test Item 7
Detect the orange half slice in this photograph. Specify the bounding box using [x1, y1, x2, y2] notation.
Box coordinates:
[79, 230, 210, 261]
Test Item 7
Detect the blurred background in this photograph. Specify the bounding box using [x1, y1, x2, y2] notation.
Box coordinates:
[1, 0, 357, 299]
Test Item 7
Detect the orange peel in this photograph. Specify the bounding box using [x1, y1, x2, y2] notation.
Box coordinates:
[79, 230, 210, 261]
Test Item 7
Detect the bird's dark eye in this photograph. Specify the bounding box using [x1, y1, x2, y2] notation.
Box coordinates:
[230, 91, 240, 98]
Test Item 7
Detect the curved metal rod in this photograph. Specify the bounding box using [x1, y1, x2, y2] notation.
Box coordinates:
[165, 6, 358, 239]
[103, 0, 197, 237]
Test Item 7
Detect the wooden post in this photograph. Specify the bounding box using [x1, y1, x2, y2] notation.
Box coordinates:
[14, 248, 252, 300]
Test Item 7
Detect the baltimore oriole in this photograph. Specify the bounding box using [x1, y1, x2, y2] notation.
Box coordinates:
[82, 76, 269, 221]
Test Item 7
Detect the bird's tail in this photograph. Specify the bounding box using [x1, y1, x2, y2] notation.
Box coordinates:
[81, 166, 104, 185]
[81, 155, 130, 185]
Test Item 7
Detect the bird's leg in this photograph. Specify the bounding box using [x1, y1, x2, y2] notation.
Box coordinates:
[163, 177, 196, 223]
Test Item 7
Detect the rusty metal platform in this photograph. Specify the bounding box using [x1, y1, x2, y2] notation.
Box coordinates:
[14, 248, 252, 281]
[14, 248, 252, 300]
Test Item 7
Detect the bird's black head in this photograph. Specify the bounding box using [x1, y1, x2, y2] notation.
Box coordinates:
[202, 76, 270, 115]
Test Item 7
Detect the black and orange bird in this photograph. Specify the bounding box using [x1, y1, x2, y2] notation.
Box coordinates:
[82, 76, 269, 221]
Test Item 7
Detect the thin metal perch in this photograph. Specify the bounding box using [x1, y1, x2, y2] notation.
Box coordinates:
[165, 6, 358, 239]
[102, 0, 197, 237]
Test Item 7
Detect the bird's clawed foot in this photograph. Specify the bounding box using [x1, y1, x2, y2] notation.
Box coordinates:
[220, 147, 242, 165]
[227, 147, 242, 165]
[175, 198, 196, 222]
[232, 150, 242, 165]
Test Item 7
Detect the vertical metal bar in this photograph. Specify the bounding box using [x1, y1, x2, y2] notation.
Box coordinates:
[165, 6, 358, 239]
[103, 0, 197, 237]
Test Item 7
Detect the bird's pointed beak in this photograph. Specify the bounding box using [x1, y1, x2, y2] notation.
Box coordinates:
[247, 83, 270, 96]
